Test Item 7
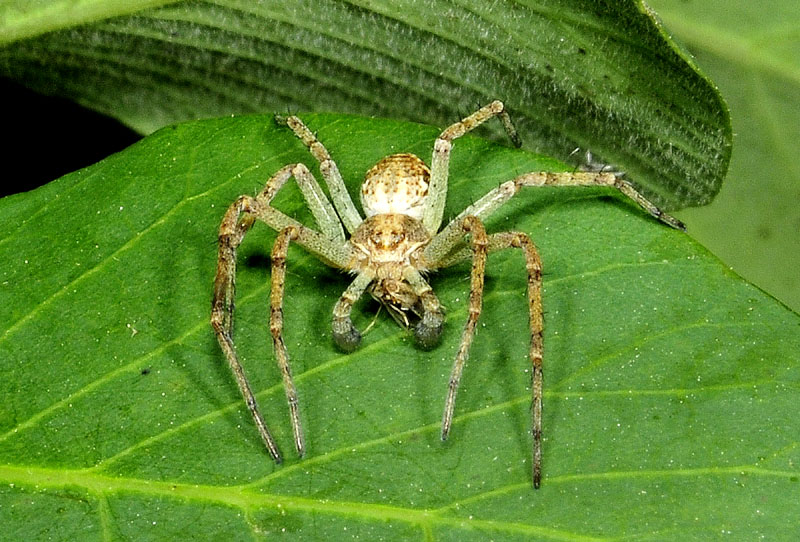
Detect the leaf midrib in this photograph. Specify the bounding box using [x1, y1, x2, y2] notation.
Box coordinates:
[0, 462, 785, 540]
[0, 464, 591, 541]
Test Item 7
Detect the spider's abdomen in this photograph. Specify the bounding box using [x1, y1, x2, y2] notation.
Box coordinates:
[361, 153, 430, 220]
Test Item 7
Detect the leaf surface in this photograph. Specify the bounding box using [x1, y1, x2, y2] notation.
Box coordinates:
[0, 0, 730, 208]
[1, 114, 797, 540]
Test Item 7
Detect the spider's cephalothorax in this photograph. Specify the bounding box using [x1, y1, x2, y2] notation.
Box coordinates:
[350, 213, 435, 340]
[211, 101, 685, 488]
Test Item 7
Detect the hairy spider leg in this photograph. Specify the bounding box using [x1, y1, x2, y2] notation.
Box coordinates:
[212, 165, 353, 463]
[277, 115, 364, 234]
[439, 217, 489, 441]
[425, 225, 545, 487]
[259, 163, 347, 245]
[212, 196, 282, 462]
[270, 226, 306, 457]
[424, 148, 682, 489]
[427, 170, 685, 267]
[243, 163, 352, 266]
[424, 100, 521, 235]
[489, 232, 543, 489]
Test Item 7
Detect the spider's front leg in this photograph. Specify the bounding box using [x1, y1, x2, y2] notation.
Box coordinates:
[427, 217, 545, 488]
[485, 232, 544, 489]
[211, 195, 283, 462]
[439, 216, 489, 441]
[269, 226, 306, 457]
[213, 162, 353, 463]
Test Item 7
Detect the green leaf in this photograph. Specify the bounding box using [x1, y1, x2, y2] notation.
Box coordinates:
[0, 0, 177, 43]
[649, 0, 800, 313]
[1, 114, 797, 540]
[0, 0, 730, 209]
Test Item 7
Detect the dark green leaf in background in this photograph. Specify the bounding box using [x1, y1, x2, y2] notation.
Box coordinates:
[1, 115, 797, 540]
[647, 0, 800, 314]
[0, 0, 731, 209]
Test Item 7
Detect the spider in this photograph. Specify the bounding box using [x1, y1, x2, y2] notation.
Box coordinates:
[211, 101, 685, 488]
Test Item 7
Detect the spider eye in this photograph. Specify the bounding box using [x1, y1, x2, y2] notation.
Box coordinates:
[369, 229, 406, 249]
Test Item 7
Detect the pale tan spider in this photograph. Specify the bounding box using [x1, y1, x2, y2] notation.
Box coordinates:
[211, 101, 684, 488]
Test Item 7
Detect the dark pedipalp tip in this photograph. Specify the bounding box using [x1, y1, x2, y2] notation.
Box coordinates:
[333, 326, 362, 353]
[414, 320, 443, 350]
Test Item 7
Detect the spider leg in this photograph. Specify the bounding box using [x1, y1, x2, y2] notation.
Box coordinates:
[243, 165, 352, 268]
[276, 115, 364, 234]
[254, 163, 353, 260]
[270, 226, 306, 457]
[425, 173, 680, 490]
[487, 233, 543, 489]
[424, 100, 520, 234]
[516, 171, 686, 231]
[440, 216, 489, 443]
[212, 163, 354, 462]
[425, 170, 684, 266]
[276, 162, 346, 244]
[424, 170, 681, 490]
[332, 271, 374, 352]
[211, 196, 282, 463]
[427, 229, 545, 488]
